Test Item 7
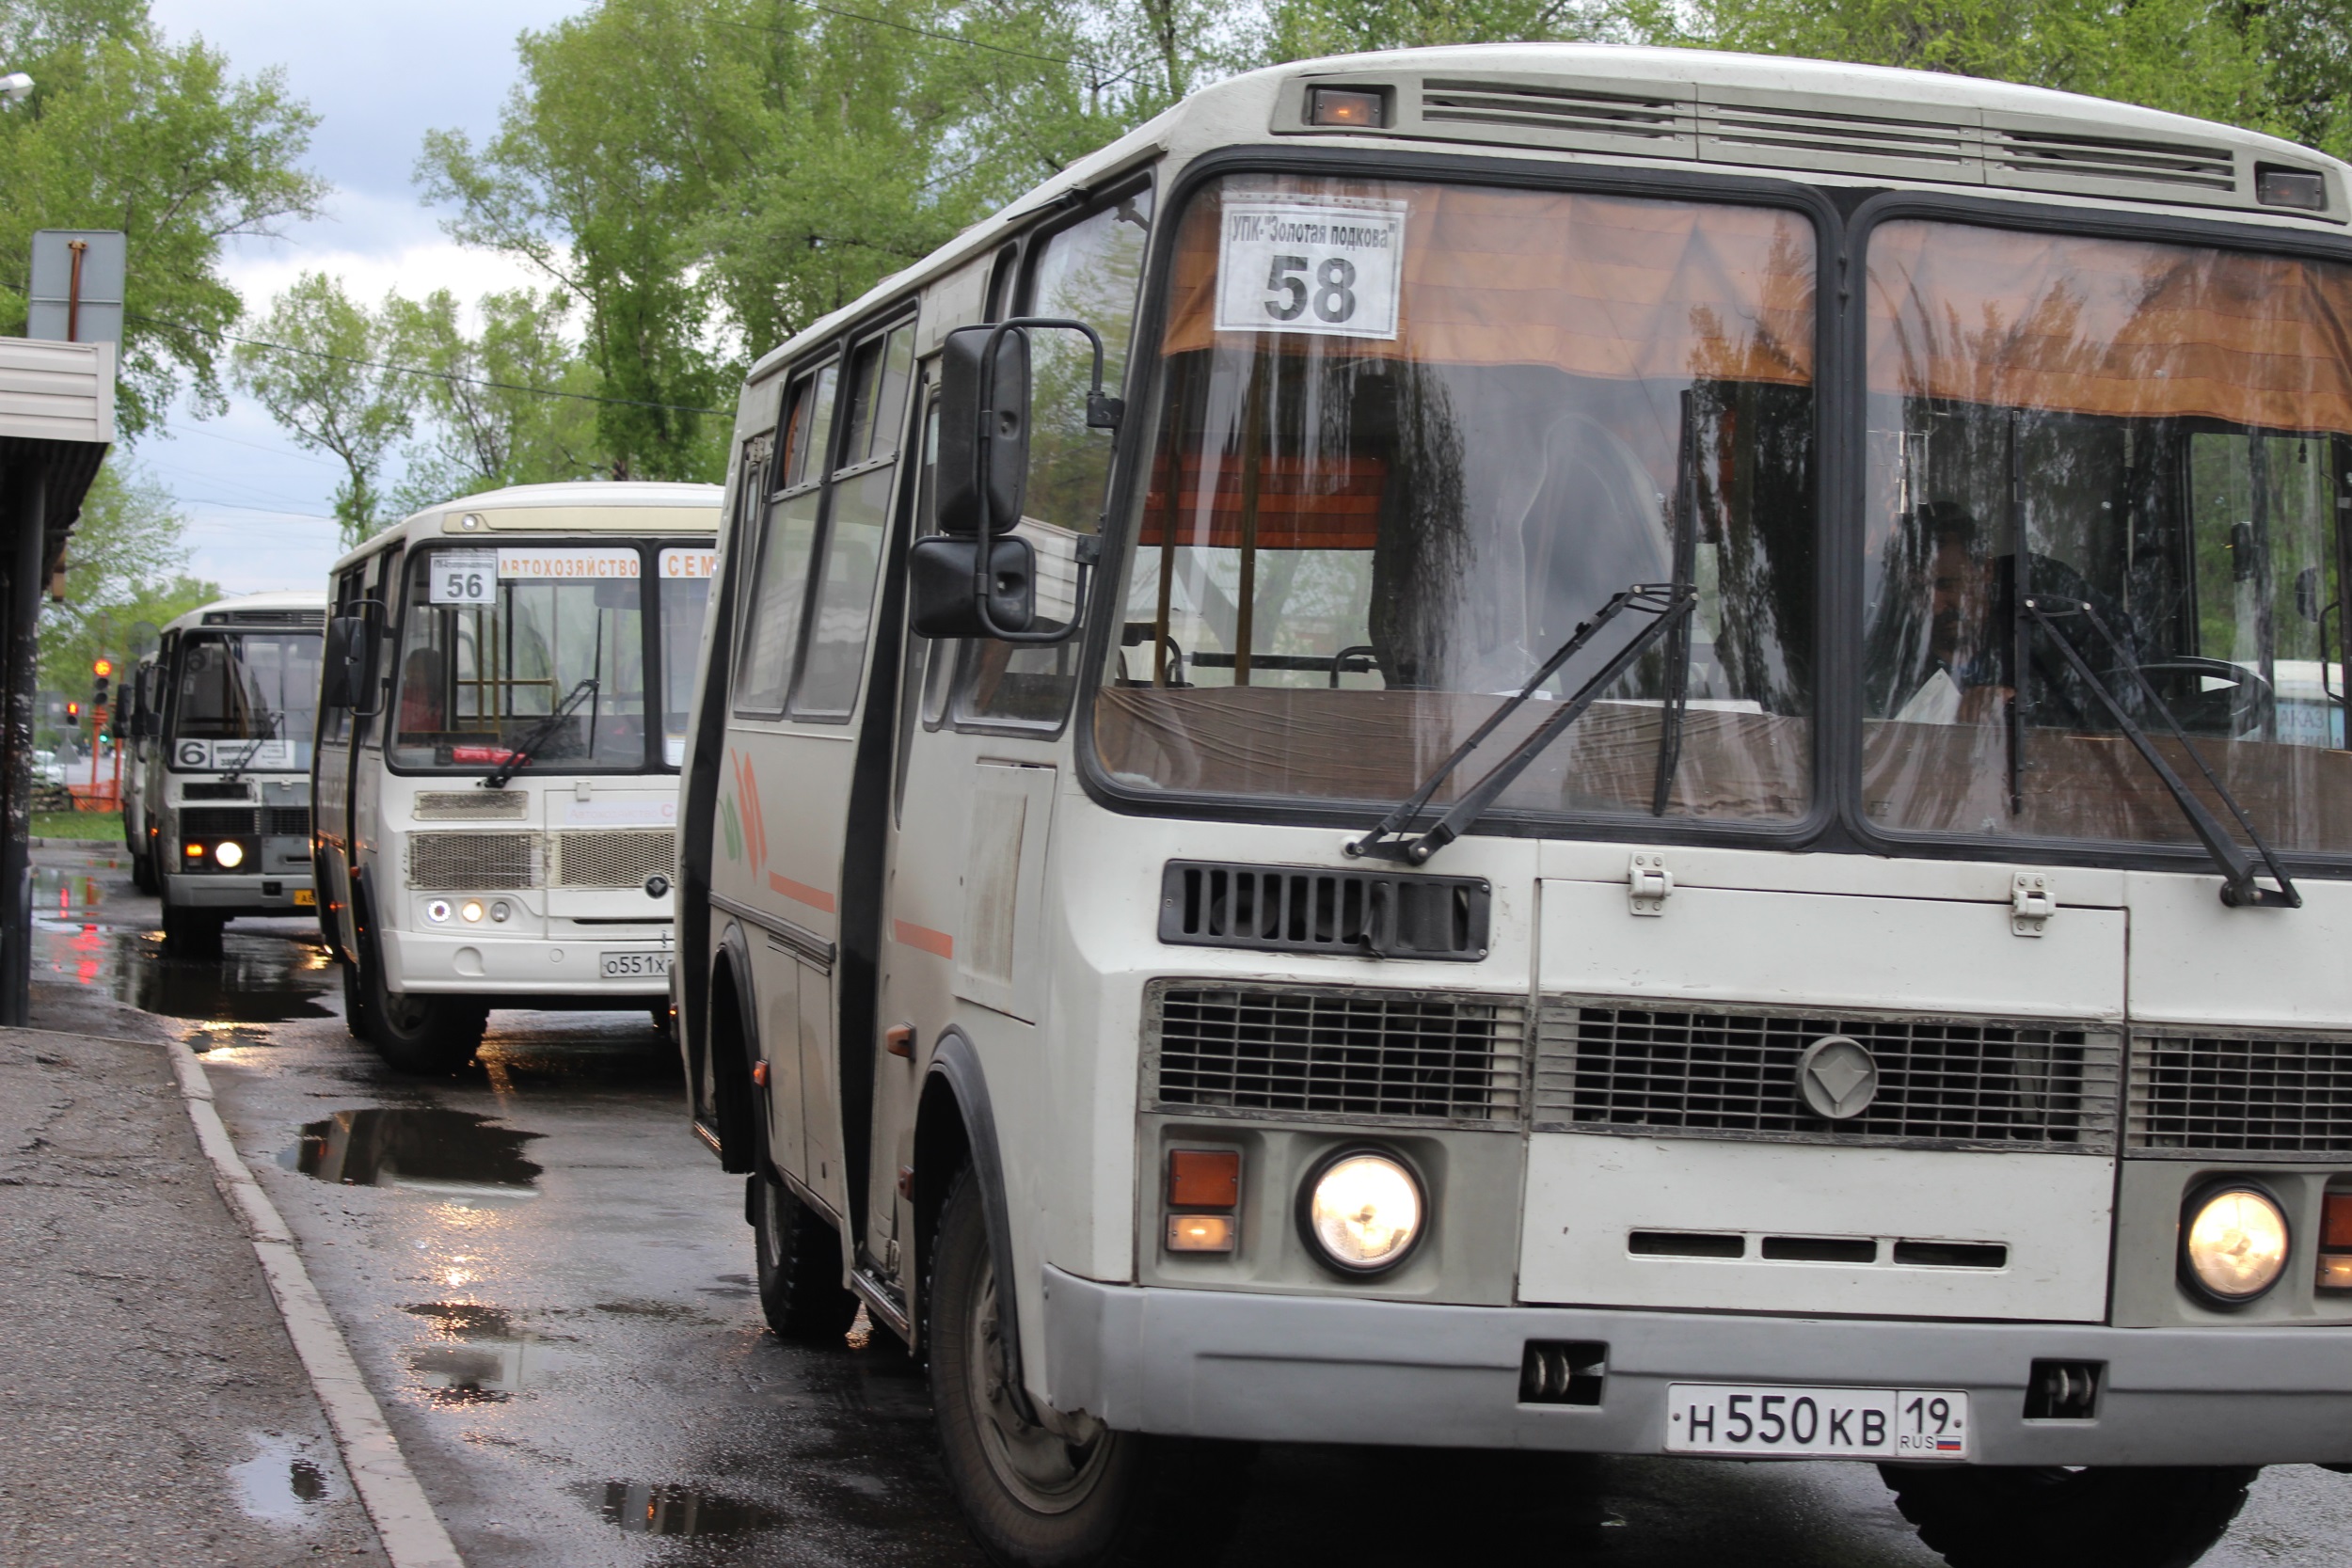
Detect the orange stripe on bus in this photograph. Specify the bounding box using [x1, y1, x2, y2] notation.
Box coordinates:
[767, 872, 836, 912]
[892, 920, 954, 958]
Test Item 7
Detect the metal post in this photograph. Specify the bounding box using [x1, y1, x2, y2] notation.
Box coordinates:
[65, 239, 86, 344]
[0, 464, 44, 1025]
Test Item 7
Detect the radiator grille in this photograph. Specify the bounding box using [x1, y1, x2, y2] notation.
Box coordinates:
[551, 830, 673, 889]
[180, 806, 258, 835]
[414, 789, 529, 820]
[1535, 1003, 2117, 1151]
[1149, 982, 1525, 1125]
[263, 806, 310, 838]
[2128, 1034, 2352, 1158]
[1159, 861, 1490, 961]
[406, 831, 541, 891]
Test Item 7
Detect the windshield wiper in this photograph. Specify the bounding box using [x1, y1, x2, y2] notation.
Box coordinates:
[2021, 595, 2299, 910]
[1345, 582, 1696, 865]
[480, 678, 599, 790]
[219, 724, 276, 785]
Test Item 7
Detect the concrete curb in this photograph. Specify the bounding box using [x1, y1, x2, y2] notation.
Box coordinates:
[163, 1038, 466, 1568]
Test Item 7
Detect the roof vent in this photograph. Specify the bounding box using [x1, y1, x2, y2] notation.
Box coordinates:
[1420, 77, 1692, 149]
[1987, 126, 2236, 193]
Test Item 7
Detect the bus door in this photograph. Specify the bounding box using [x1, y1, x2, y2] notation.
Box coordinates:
[346, 549, 401, 951]
[726, 319, 917, 1220]
[316, 562, 370, 955]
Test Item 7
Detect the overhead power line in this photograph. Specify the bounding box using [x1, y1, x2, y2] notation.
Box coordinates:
[129, 312, 728, 417]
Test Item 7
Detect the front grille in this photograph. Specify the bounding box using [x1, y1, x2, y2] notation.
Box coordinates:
[263, 806, 310, 838]
[1148, 982, 1525, 1126]
[180, 806, 258, 835]
[2128, 1034, 2352, 1158]
[1159, 861, 1490, 961]
[407, 831, 541, 891]
[182, 782, 252, 801]
[1535, 1003, 2118, 1151]
[551, 830, 673, 889]
[413, 790, 529, 820]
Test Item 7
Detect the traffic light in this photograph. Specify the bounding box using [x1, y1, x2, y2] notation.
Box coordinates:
[64, 700, 78, 729]
[91, 658, 110, 709]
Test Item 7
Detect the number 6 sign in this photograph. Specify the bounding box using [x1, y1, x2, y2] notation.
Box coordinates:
[1215, 198, 1406, 341]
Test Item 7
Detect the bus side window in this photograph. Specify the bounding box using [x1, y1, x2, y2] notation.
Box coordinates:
[322, 567, 363, 745]
[736, 365, 835, 714]
[954, 182, 1155, 729]
[795, 319, 916, 718]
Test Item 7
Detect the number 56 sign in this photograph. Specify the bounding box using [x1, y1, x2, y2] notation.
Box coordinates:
[1215, 199, 1406, 341]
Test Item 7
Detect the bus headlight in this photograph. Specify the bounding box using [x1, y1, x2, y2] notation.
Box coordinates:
[460, 900, 484, 923]
[2183, 1184, 2290, 1304]
[1299, 1149, 1424, 1275]
[214, 841, 245, 869]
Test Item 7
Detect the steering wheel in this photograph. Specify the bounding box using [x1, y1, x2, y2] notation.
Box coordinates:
[2137, 657, 2273, 736]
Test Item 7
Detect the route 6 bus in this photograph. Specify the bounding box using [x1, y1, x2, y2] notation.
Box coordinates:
[312, 483, 720, 1073]
[675, 44, 2352, 1568]
[124, 592, 326, 954]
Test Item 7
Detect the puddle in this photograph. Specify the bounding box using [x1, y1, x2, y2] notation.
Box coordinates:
[404, 1301, 564, 1402]
[36, 922, 334, 1022]
[282, 1109, 542, 1200]
[586, 1481, 783, 1537]
[230, 1433, 345, 1525]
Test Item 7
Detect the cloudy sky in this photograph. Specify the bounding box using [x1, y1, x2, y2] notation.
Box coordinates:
[135, 0, 585, 594]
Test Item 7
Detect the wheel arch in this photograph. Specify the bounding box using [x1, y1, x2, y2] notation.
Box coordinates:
[704, 924, 760, 1176]
[914, 1028, 1026, 1402]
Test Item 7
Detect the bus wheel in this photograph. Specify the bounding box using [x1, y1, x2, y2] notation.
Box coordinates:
[1881, 1463, 2256, 1568]
[130, 847, 156, 895]
[358, 941, 486, 1074]
[751, 1173, 859, 1340]
[161, 906, 223, 957]
[338, 957, 369, 1040]
[927, 1169, 1244, 1568]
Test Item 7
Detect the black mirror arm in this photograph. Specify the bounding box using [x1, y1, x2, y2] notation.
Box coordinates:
[970, 317, 1115, 645]
[2022, 597, 2299, 910]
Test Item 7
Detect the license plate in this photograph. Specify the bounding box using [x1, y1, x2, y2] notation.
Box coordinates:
[600, 950, 672, 979]
[293, 888, 316, 907]
[1665, 1384, 1970, 1460]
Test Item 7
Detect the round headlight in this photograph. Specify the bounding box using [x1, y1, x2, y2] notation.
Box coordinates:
[425, 898, 452, 924]
[2183, 1184, 2290, 1304]
[460, 899, 485, 923]
[1300, 1150, 1424, 1274]
[213, 841, 244, 869]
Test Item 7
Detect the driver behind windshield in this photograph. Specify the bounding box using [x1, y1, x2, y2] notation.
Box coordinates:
[1891, 502, 2010, 726]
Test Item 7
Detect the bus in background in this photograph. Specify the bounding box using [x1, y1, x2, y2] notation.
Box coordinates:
[675, 42, 2352, 1568]
[314, 483, 721, 1074]
[128, 592, 326, 954]
[119, 649, 160, 892]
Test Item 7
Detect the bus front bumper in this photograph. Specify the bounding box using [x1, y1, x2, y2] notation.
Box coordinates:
[162, 872, 312, 916]
[1039, 1267, 2352, 1466]
[384, 928, 673, 996]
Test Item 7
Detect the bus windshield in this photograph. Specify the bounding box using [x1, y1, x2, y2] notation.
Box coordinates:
[1862, 220, 2352, 854]
[390, 542, 711, 773]
[170, 630, 322, 764]
[1096, 174, 1818, 826]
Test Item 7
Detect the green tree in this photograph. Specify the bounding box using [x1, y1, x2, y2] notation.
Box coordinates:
[386, 285, 607, 511]
[0, 0, 325, 438]
[229, 272, 415, 548]
[36, 462, 217, 718]
[1265, 0, 1602, 58]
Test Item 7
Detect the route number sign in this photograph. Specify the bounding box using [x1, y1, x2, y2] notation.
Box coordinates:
[1215, 199, 1406, 341]
[430, 550, 496, 605]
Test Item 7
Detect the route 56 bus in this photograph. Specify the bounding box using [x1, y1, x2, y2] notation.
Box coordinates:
[312, 483, 719, 1072]
[674, 43, 2352, 1568]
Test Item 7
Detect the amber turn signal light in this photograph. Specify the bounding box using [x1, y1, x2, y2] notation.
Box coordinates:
[2319, 1191, 2352, 1291]
[1168, 1213, 1235, 1253]
[1309, 86, 1386, 129]
[1169, 1148, 1240, 1210]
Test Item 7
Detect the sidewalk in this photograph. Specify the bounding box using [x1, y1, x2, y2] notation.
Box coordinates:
[0, 993, 387, 1565]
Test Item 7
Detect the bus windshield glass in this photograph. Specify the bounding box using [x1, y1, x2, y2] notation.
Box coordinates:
[1096, 174, 1819, 826]
[1862, 220, 2352, 854]
[170, 630, 322, 768]
[392, 544, 675, 773]
[659, 547, 716, 768]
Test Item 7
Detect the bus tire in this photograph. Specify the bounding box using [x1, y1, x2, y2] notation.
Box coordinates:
[1881, 1463, 2256, 1568]
[926, 1167, 1245, 1568]
[339, 956, 370, 1039]
[358, 937, 486, 1074]
[751, 1172, 859, 1341]
[161, 905, 223, 957]
[130, 848, 156, 895]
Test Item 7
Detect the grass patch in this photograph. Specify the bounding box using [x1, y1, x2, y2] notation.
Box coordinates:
[34, 810, 122, 841]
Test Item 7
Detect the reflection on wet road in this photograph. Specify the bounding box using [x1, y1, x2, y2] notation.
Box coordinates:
[35, 860, 334, 1022]
[28, 841, 2349, 1568]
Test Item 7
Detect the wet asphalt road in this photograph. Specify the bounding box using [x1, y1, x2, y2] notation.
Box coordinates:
[28, 837, 2352, 1567]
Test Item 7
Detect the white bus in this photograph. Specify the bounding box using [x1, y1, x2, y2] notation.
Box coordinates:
[314, 483, 720, 1072]
[674, 44, 2352, 1567]
[127, 591, 326, 953]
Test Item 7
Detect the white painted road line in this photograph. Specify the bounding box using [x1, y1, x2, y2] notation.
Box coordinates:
[164, 1035, 466, 1568]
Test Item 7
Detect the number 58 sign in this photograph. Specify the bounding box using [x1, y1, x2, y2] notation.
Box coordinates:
[1215, 199, 1406, 341]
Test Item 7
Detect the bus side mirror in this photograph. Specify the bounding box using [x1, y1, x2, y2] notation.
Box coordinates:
[908, 534, 1035, 639]
[323, 614, 379, 716]
[937, 325, 1030, 538]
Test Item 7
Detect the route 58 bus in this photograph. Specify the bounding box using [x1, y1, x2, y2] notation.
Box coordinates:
[674, 44, 2352, 1568]
[313, 483, 720, 1072]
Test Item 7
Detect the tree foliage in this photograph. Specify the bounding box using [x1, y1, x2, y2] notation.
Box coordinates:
[37, 462, 216, 704]
[385, 287, 605, 513]
[0, 0, 325, 439]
